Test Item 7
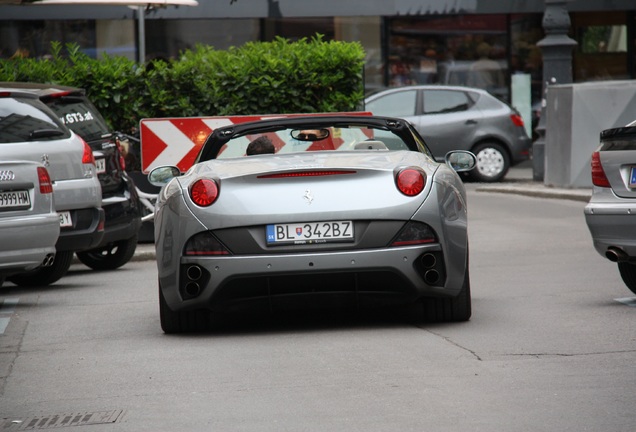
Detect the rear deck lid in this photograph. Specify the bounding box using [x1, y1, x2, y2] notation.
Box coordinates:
[599, 125, 636, 199]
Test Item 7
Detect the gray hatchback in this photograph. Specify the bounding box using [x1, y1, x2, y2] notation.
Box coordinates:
[365, 85, 532, 182]
[585, 120, 636, 295]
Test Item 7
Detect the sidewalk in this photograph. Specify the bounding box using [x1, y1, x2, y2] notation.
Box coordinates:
[127, 163, 593, 262]
[474, 162, 592, 203]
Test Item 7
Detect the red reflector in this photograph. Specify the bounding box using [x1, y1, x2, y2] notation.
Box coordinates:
[510, 114, 525, 127]
[190, 179, 219, 206]
[591, 151, 611, 187]
[37, 167, 53, 194]
[396, 168, 425, 196]
[258, 170, 356, 178]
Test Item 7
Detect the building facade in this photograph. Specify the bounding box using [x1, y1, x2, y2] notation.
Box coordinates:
[1, 0, 635, 109]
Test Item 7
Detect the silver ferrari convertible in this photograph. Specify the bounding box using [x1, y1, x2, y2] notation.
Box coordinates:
[149, 115, 476, 333]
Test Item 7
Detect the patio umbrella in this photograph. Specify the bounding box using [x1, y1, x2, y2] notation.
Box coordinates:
[31, 0, 199, 62]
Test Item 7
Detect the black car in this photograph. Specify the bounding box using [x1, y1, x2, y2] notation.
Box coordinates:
[2, 82, 143, 270]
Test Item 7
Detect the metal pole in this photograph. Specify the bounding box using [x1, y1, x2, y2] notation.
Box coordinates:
[532, 0, 577, 181]
[138, 5, 145, 63]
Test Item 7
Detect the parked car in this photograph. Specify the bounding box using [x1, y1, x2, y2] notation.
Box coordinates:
[148, 115, 476, 333]
[0, 87, 104, 286]
[584, 119, 636, 295]
[0, 161, 59, 287]
[1, 82, 143, 270]
[364, 85, 531, 182]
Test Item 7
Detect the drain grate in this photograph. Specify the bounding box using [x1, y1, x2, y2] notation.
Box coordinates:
[0, 410, 124, 430]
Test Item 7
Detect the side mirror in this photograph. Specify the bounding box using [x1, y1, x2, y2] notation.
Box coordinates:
[148, 166, 181, 187]
[445, 151, 476, 172]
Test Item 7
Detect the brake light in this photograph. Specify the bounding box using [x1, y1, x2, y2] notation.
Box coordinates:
[510, 114, 525, 127]
[37, 167, 53, 194]
[114, 136, 127, 171]
[258, 170, 356, 178]
[185, 231, 230, 256]
[591, 151, 611, 187]
[80, 137, 95, 165]
[396, 168, 425, 196]
[190, 179, 219, 206]
[391, 221, 437, 246]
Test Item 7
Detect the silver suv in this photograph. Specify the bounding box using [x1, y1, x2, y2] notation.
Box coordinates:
[0, 87, 104, 285]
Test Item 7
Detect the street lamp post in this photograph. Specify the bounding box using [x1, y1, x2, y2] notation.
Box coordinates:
[532, 0, 577, 181]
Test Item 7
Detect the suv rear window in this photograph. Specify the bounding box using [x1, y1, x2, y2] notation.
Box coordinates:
[0, 96, 70, 143]
[44, 95, 111, 142]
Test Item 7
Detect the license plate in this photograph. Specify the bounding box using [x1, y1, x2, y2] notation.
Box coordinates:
[0, 190, 30, 210]
[266, 220, 354, 245]
[630, 167, 636, 187]
[95, 158, 106, 174]
[59, 211, 72, 227]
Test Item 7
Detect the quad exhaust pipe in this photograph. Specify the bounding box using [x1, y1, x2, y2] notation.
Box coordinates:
[421, 253, 441, 285]
[181, 265, 204, 299]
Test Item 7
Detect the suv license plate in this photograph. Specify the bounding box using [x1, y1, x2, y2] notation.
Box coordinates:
[59, 211, 72, 227]
[266, 220, 354, 245]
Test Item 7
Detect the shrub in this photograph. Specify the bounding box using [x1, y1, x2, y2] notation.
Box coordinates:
[0, 36, 365, 133]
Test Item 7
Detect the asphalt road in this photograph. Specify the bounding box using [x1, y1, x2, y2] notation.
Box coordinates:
[0, 187, 634, 431]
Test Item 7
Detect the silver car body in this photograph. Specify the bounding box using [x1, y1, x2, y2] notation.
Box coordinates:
[150, 115, 476, 332]
[0, 87, 103, 286]
[0, 160, 59, 278]
[584, 120, 636, 294]
[364, 85, 531, 182]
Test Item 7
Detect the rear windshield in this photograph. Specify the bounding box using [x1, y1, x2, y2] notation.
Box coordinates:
[44, 96, 111, 142]
[216, 125, 414, 159]
[0, 96, 70, 143]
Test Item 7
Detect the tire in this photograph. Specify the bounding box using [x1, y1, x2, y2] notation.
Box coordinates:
[617, 262, 636, 295]
[8, 251, 74, 287]
[76, 234, 138, 271]
[159, 284, 211, 333]
[469, 142, 510, 183]
[421, 258, 471, 323]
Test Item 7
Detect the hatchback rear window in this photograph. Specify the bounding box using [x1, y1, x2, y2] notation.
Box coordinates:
[0, 97, 70, 143]
[44, 95, 111, 142]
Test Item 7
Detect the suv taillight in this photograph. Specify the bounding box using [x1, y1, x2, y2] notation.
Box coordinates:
[80, 137, 95, 165]
[591, 151, 611, 188]
[37, 167, 53, 194]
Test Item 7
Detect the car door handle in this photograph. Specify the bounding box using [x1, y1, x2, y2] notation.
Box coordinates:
[465, 119, 478, 125]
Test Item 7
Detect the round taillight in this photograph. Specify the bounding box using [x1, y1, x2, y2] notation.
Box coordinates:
[190, 179, 219, 207]
[396, 168, 425, 196]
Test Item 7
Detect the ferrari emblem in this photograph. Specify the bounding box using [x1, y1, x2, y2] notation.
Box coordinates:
[303, 189, 313, 205]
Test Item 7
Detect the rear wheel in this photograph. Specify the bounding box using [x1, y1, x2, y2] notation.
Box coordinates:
[159, 284, 211, 333]
[76, 235, 138, 270]
[617, 262, 636, 295]
[421, 260, 471, 322]
[470, 142, 509, 183]
[8, 251, 74, 287]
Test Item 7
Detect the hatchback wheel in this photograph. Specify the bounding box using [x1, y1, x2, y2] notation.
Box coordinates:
[76, 235, 138, 271]
[470, 142, 509, 182]
[8, 251, 73, 287]
[618, 262, 636, 295]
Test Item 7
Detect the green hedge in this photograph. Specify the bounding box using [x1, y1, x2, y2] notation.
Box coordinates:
[0, 36, 366, 133]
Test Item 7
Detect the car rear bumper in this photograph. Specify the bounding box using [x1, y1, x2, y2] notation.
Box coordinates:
[0, 213, 59, 274]
[98, 194, 142, 245]
[56, 207, 105, 252]
[584, 201, 636, 258]
[160, 244, 463, 313]
[510, 135, 532, 165]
